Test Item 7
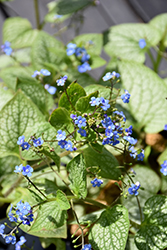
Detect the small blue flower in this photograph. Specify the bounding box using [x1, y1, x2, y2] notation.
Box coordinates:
[128, 182, 140, 196]
[81, 52, 90, 63]
[121, 90, 131, 103]
[64, 140, 74, 151]
[89, 97, 101, 106]
[105, 128, 113, 138]
[75, 47, 86, 57]
[21, 142, 31, 151]
[78, 128, 87, 137]
[56, 75, 68, 86]
[100, 98, 110, 111]
[54, 14, 63, 19]
[75, 116, 86, 128]
[164, 124, 167, 130]
[137, 150, 144, 161]
[125, 125, 133, 136]
[8, 204, 17, 223]
[15, 243, 21, 250]
[128, 146, 137, 159]
[40, 69, 51, 76]
[113, 111, 126, 122]
[5, 235, 16, 244]
[22, 165, 33, 177]
[58, 140, 67, 149]
[0, 224, 5, 235]
[138, 38, 146, 49]
[16, 201, 31, 215]
[14, 164, 23, 173]
[70, 114, 77, 120]
[123, 136, 137, 145]
[32, 70, 40, 78]
[101, 117, 114, 129]
[91, 178, 103, 187]
[1, 41, 12, 55]
[82, 244, 92, 250]
[44, 84, 57, 95]
[66, 43, 77, 56]
[78, 62, 91, 73]
[102, 71, 120, 81]
[22, 213, 34, 225]
[56, 130, 66, 141]
[33, 137, 44, 147]
[160, 160, 167, 176]
[130, 168, 136, 175]
[17, 135, 25, 145]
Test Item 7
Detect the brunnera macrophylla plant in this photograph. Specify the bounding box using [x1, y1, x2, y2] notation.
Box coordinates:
[1, 2, 167, 249]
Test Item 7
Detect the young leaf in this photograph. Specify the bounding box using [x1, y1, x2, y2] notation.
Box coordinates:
[135, 195, 167, 250]
[89, 205, 129, 250]
[67, 154, 87, 198]
[49, 107, 71, 129]
[58, 82, 86, 111]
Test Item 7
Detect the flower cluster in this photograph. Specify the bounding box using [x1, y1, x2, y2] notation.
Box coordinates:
[128, 181, 141, 196]
[89, 96, 110, 111]
[102, 71, 120, 81]
[91, 178, 103, 187]
[32, 69, 51, 78]
[56, 130, 76, 151]
[14, 164, 33, 177]
[17, 135, 31, 151]
[160, 160, 167, 176]
[121, 89, 131, 103]
[1, 41, 12, 55]
[56, 75, 68, 86]
[66, 43, 91, 73]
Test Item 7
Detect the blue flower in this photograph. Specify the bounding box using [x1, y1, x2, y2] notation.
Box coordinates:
[130, 168, 136, 175]
[16, 201, 31, 215]
[8, 204, 17, 222]
[70, 114, 77, 120]
[75, 47, 86, 57]
[78, 128, 87, 137]
[89, 97, 101, 106]
[40, 69, 51, 76]
[164, 124, 167, 130]
[137, 150, 144, 161]
[54, 14, 63, 19]
[121, 90, 131, 103]
[22, 213, 34, 225]
[82, 244, 92, 250]
[78, 62, 91, 73]
[1, 41, 12, 55]
[124, 136, 137, 145]
[100, 98, 110, 111]
[56, 130, 66, 141]
[22, 165, 33, 177]
[33, 137, 44, 147]
[56, 75, 68, 86]
[32, 70, 40, 78]
[5, 235, 16, 244]
[75, 116, 86, 128]
[113, 111, 126, 122]
[44, 84, 57, 95]
[101, 117, 115, 129]
[160, 160, 167, 176]
[102, 71, 120, 81]
[66, 43, 77, 56]
[128, 146, 137, 159]
[64, 140, 74, 151]
[138, 38, 146, 49]
[14, 164, 23, 173]
[0, 224, 5, 235]
[81, 52, 90, 63]
[91, 178, 103, 187]
[105, 128, 113, 138]
[17, 135, 25, 145]
[125, 125, 133, 136]
[128, 182, 140, 196]
[21, 142, 31, 151]
[58, 140, 67, 149]
[18, 236, 26, 246]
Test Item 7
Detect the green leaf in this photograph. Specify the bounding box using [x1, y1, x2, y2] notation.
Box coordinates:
[0, 54, 15, 69]
[83, 146, 120, 179]
[56, 0, 91, 15]
[67, 154, 87, 198]
[84, 84, 112, 100]
[149, 13, 167, 46]
[59, 82, 86, 111]
[0, 155, 20, 177]
[89, 205, 129, 250]
[31, 31, 63, 68]
[71, 209, 105, 225]
[0, 66, 32, 90]
[40, 146, 60, 171]
[90, 55, 106, 69]
[40, 238, 66, 250]
[0, 87, 13, 111]
[14, 48, 31, 64]
[135, 195, 167, 250]
[0, 90, 45, 157]
[122, 165, 161, 224]
[104, 23, 161, 63]
[117, 60, 167, 133]
[49, 107, 71, 129]
[73, 33, 103, 56]
[3, 17, 38, 48]
[45, 1, 70, 23]
[16, 77, 54, 114]
[125, 235, 138, 250]
[75, 91, 98, 113]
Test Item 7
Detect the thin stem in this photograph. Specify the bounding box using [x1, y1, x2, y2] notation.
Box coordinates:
[8, 222, 23, 236]
[136, 195, 143, 223]
[67, 196, 107, 209]
[25, 176, 47, 199]
[34, 0, 40, 29]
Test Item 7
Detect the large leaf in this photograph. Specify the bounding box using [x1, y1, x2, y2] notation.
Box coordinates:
[16, 78, 53, 114]
[84, 84, 112, 100]
[83, 146, 120, 180]
[58, 82, 86, 111]
[49, 107, 71, 129]
[67, 154, 87, 199]
[89, 205, 129, 250]
[104, 23, 161, 63]
[75, 91, 99, 113]
[135, 195, 167, 250]
[3, 17, 38, 48]
[122, 165, 161, 224]
[0, 90, 45, 157]
[56, 0, 91, 15]
[117, 60, 167, 133]
[0, 87, 13, 111]
[31, 31, 63, 68]
[149, 13, 167, 46]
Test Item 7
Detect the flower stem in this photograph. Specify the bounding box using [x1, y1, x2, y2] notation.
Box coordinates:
[25, 176, 47, 199]
[34, 0, 40, 29]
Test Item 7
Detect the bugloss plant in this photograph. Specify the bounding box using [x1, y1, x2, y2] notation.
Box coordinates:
[1, 1, 167, 250]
